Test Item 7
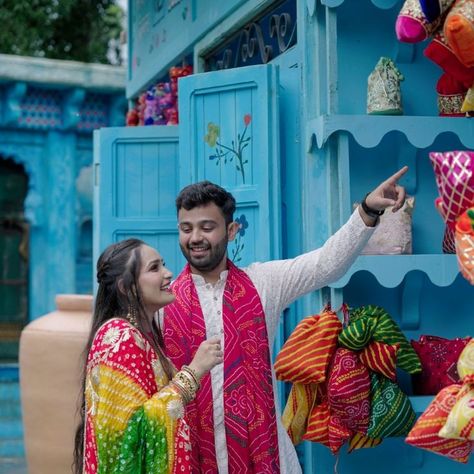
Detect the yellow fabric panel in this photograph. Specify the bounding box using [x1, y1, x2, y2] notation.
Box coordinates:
[439, 384, 474, 440]
[282, 383, 318, 445]
[144, 387, 183, 469]
[92, 364, 148, 432]
[461, 85, 474, 113]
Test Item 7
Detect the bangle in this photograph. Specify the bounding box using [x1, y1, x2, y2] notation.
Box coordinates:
[361, 193, 384, 218]
[182, 365, 200, 387]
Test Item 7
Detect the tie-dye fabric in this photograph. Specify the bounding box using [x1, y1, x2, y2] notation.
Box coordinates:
[164, 261, 279, 473]
[84, 318, 191, 474]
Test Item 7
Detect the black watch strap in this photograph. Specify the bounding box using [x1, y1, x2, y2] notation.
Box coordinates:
[361, 193, 384, 218]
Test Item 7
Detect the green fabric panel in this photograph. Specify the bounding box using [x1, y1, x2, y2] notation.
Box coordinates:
[338, 315, 377, 350]
[339, 306, 421, 374]
[95, 406, 169, 473]
[367, 373, 416, 439]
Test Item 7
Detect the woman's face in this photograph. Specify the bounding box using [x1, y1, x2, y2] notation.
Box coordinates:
[137, 245, 175, 315]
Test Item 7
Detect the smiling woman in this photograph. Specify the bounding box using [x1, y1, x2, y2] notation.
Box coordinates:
[73, 238, 224, 474]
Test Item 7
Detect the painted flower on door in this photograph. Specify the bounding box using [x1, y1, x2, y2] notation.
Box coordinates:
[204, 114, 252, 184]
[231, 214, 249, 263]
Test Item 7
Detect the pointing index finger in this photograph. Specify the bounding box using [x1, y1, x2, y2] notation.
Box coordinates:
[387, 165, 408, 184]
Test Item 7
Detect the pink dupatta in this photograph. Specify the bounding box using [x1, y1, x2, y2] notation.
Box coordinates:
[164, 261, 280, 473]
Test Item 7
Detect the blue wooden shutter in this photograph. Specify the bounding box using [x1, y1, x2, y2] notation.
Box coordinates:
[178, 64, 282, 265]
[93, 126, 184, 277]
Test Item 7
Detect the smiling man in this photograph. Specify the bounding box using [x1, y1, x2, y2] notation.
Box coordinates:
[163, 169, 407, 474]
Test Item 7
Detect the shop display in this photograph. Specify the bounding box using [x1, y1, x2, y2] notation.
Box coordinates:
[276, 304, 420, 454]
[455, 207, 474, 283]
[444, 0, 474, 68]
[126, 65, 193, 127]
[405, 385, 473, 463]
[436, 72, 468, 115]
[411, 334, 471, 395]
[406, 339, 474, 462]
[429, 150, 474, 253]
[359, 197, 414, 255]
[367, 57, 404, 115]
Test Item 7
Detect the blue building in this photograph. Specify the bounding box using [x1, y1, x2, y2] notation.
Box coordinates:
[91, 0, 474, 472]
[0, 53, 125, 465]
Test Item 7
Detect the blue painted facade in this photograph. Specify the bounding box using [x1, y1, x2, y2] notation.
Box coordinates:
[93, 0, 474, 472]
[0, 54, 126, 465]
[0, 54, 126, 321]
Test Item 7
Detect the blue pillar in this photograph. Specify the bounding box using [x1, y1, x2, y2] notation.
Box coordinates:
[43, 131, 77, 313]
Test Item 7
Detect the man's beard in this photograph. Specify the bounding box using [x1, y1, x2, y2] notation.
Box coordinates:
[180, 235, 228, 272]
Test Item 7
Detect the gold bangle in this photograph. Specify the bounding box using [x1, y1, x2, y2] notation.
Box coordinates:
[176, 371, 199, 394]
[171, 379, 193, 404]
[172, 370, 200, 404]
[182, 365, 200, 387]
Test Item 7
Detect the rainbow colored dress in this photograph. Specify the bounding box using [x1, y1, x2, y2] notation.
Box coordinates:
[83, 318, 191, 473]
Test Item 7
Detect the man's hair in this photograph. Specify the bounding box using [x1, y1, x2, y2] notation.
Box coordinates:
[176, 180, 236, 225]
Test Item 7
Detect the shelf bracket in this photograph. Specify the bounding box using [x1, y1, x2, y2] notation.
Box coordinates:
[400, 272, 423, 330]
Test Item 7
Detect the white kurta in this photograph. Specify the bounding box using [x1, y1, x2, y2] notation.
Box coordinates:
[190, 210, 375, 473]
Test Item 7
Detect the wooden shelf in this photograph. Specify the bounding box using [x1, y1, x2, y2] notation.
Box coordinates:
[329, 254, 459, 289]
[307, 115, 474, 150]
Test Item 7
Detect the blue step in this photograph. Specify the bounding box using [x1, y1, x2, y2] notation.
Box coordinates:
[0, 384, 21, 419]
[0, 364, 24, 460]
[0, 365, 19, 383]
[0, 420, 23, 440]
[0, 439, 24, 458]
[0, 457, 28, 474]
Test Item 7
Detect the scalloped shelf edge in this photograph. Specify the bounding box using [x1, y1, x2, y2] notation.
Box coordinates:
[307, 115, 474, 151]
[328, 254, 460, 288]
[321, 0, 400, 9]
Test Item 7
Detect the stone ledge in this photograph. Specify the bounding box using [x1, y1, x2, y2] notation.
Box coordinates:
[0, 54, 125, 92]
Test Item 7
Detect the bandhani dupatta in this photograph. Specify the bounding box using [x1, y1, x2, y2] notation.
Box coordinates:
[164, 261, 280, 473]
[84, 318, 191, 474]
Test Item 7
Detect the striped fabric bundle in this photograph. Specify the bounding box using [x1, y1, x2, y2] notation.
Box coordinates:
[275, 309, 342, 384]
[281, 383, 318, 445]
[359, 341, 399, 381]
[439, 339, 474, 441]
[348, 432, 382, 452]
[406, 384, 474, 463]
[338, 305, 422, 374]
[303, 399, 331, 447]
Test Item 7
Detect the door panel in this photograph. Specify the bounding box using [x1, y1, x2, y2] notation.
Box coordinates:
[93, 126, 183, 276]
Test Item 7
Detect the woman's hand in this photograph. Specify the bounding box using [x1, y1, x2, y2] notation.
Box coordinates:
[188, 337, 223, 380]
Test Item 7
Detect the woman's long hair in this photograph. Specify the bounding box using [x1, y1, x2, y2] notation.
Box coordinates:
[73, 238, 174, 473]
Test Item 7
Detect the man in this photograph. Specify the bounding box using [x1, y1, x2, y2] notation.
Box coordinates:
[163, 166, 408, 473]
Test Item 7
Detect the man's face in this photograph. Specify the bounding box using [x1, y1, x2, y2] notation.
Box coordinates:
[178, 203, 236, 274]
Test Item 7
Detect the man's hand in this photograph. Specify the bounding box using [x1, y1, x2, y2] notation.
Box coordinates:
[359, 166, 408, 226]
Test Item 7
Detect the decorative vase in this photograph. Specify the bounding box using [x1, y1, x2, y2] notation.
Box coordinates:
[19, 294, 92, 474]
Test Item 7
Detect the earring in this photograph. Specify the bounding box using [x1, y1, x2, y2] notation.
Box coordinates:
[127, 303, 138, 327]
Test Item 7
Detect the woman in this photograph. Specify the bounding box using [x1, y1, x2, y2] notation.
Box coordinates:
[73, 238, 223, 473]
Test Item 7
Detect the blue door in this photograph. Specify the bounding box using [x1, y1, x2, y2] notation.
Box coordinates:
[94, 64, 282, 279]
[93, 126, 183, 277]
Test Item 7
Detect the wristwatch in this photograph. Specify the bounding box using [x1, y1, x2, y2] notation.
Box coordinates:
[361, 193, 384, 218]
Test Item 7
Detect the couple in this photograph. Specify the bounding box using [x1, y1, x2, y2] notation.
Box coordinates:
[74, 167, 408, 474]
